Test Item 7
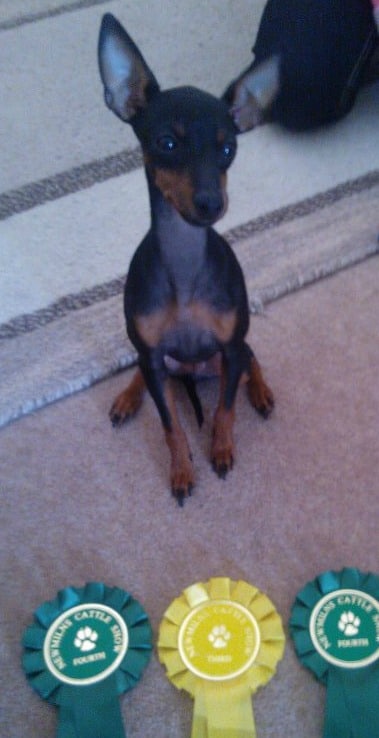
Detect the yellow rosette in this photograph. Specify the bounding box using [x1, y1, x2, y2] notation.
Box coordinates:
[158, 577, 285, 738]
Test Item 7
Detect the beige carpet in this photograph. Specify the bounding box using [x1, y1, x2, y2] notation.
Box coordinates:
[1, 257, 378, 738]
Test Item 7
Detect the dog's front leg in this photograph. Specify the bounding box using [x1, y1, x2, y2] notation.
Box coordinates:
[212, 399, 235, 478]
[211, 344, 249, 478]
[140, 353, 194, 504]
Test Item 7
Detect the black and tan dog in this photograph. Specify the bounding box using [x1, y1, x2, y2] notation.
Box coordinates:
[98, 14, 279, 504]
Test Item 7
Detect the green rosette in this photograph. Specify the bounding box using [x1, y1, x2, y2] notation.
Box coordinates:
[22, 582, 153, 738]
[290, 568, 379, 738]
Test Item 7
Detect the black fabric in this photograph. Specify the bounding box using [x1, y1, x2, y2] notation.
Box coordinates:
[252, 0, 377, 129]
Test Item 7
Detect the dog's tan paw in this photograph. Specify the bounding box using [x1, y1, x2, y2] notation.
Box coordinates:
[211, 445, 234, 479]
[248, 380, 275, 418]
[170, 461, 195, 507]
[211, 406, 235, 478]
[109, 370, 145, 426]
[246, 357, 275, 419]
[109, 388, 143, 426]
[165, 428, 195, 506]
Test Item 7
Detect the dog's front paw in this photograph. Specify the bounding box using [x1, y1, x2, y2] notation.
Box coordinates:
[166, 430, 195, 506]
[211, 444, 234, 479]
[211, 408, 234, 479]
[170, 461, 195, 507]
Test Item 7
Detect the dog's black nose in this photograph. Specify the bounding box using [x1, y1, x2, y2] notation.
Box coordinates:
[193, 190, 224, 220]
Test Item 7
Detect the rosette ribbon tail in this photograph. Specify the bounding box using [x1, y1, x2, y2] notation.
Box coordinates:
[57, 677, 125, 738]
[192, 680, 256, 738]
[324, 663, 379, 738]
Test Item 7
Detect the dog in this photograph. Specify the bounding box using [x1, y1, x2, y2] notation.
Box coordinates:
[98, 13, 278, 503]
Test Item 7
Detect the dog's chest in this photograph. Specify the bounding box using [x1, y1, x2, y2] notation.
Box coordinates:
[135, 300, 236, 362]
[158, 215, 208, 297]
[133, 213, 238, 360]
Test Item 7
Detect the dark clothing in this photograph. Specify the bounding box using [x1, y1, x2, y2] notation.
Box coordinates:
[252, 0, 377, 129]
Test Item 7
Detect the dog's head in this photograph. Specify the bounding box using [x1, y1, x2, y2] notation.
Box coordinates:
[98, 14, 279, 226]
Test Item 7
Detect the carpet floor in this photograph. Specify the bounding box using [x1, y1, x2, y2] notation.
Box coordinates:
[1, 258, 378, 737]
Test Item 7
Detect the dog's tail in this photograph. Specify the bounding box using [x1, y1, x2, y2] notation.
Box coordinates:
[179, 375, 204, 428]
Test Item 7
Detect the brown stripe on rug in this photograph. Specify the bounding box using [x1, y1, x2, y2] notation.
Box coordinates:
[0, 178, 378, 428]
[0, 148, 143, 220]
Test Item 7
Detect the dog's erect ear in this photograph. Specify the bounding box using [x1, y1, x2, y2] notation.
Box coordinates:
[224, 56, 280, 132]
[98, 14, 160, 122]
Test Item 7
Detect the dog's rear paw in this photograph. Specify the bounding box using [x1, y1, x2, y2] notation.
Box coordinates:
[248, 380, 274, 419]
[109, 388, 143, 426]
[246, 357, 275, 418]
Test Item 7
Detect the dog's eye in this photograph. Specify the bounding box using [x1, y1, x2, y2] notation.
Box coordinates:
[218, 138, 236, 169]
[157, 135, 178, 152]
[221, 142, 235, 159]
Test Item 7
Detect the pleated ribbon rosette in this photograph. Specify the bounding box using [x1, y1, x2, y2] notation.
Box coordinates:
[290, 567, 379, 738]
[158, 577, 285, 738]
[22, 582, 153, 738]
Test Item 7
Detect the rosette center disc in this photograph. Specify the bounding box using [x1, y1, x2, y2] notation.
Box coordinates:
[43, 603, 129, 685]
[178, 599, 260, 681]
[309, 588, 379, 669]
